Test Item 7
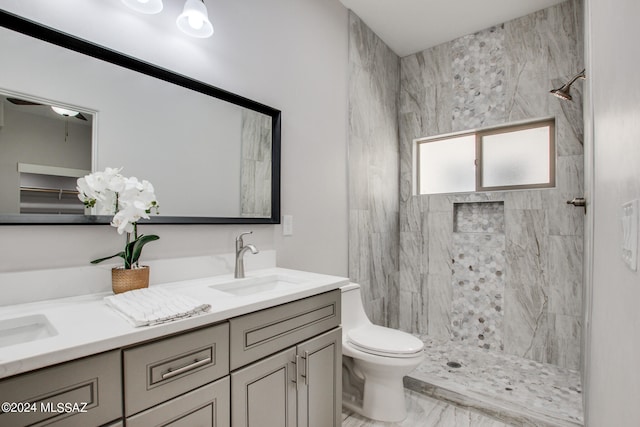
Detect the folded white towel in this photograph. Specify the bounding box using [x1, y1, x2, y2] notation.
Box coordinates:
[104, 287, 211, 327]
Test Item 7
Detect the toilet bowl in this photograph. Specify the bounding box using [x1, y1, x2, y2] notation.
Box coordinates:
[340, 283, 424, 422]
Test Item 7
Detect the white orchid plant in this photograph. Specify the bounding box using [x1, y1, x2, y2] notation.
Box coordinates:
[77, 167, 160, 270]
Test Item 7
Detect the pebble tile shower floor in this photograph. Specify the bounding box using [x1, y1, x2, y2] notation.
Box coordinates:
[401, 336, 584, 427]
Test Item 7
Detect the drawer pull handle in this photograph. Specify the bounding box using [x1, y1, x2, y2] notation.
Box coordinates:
[161, 357, 212, 380]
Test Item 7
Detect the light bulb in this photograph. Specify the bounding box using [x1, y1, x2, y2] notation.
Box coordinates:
[51, 106, 80, 117]
[188, 14, 204, 30]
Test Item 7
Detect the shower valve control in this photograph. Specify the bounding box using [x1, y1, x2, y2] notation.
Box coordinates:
[567, 197, 586, 213]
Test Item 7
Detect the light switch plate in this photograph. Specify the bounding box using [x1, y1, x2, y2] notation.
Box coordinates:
[622, 199, 639, 271]
[283, 215, 293, 236]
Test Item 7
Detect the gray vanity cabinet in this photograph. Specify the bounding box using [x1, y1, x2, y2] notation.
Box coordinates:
[122, 322, 230, 425]
[0, 289, 341, 427]
[230, 328, 342, 427]
[126, 376, 230, 427]
[295, 328, 342, 427]
[0, 350, 122, 427]
[229, 290, 342, 427]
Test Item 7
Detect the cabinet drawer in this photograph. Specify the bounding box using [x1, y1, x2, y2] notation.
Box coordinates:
[229, 290, 340, 370]
[0, 350, 121, 427]
[126, 376, 230, 427]
[123, 322, 229, 416]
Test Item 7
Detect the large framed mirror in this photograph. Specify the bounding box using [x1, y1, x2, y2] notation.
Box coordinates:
[0, 10, 281, 225]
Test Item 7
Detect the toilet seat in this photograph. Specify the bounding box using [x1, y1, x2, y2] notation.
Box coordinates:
[346, 325, 424, 358]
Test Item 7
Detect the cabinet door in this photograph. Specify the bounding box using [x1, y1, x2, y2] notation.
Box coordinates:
[296, 328, 342, 427]
[231, 347, 296, 427]
[126, 376, 230, 427]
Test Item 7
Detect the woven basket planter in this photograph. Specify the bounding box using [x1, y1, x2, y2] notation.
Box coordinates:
[111, 266, 150, 294]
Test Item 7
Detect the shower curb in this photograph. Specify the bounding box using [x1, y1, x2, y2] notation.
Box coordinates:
[404, 375, 583, 427]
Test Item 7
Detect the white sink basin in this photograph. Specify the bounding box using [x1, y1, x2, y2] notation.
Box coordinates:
[209, 274, 306, 296]
[0, 314, 58, 348]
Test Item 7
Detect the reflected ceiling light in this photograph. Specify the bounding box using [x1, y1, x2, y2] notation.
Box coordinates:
[121, 0, 164, 15]
[51, 106, 80, 117]
[550, 69, 586, 101]
[176, 0, 214, 38]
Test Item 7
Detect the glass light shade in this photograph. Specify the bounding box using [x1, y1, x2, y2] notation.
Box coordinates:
[176, 0, 214, 38]
[121, 0, 163, 14]
[51, 106, 80, 117]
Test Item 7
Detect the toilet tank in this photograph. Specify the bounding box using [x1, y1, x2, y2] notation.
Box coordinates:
[340, 283, 371, 331]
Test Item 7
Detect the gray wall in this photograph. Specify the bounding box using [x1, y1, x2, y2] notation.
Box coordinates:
[396, 0, 584, 369]
[585, 0, 640, 424]
[347, 13, 400, 326]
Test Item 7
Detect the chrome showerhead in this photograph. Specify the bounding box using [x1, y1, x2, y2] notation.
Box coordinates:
[550, 69, 586, 101]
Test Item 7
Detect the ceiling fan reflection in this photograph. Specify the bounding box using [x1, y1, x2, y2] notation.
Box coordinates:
[6, 97, 88, 121]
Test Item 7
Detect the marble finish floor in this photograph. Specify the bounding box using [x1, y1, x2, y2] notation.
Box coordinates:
[403, 337, 584, 427]
[342, 389, 512, 427]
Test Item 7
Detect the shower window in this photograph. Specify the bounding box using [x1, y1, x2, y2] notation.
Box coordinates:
[415, 118, 555, 195]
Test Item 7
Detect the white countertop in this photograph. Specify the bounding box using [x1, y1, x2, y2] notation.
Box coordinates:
[0, 267, 348, 379]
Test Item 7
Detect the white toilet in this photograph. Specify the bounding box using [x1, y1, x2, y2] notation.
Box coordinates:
[340, 283, 425, 422]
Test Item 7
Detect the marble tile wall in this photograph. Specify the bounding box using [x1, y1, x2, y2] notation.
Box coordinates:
[347, 12, 400, 325]
[396, 0, 584, 369]
[454, 202, 505, 233]
[240, 109, 272, 217]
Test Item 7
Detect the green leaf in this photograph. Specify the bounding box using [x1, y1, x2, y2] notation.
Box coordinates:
[90, 252, 125, 264]
[123, 240, 134, 269]
[129, 234, 159, 268]
[91, 234, 159, 269]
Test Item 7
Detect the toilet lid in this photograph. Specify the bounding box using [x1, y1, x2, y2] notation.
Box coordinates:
[347, 325, 424, 358]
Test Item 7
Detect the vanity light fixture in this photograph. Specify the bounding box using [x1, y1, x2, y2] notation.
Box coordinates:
[121, 0, 213, 38]
[550, 69, 586, 101]
[176, 0, 214, 38]
[51, 106, 80, 117]
[121, 0, 164, 15]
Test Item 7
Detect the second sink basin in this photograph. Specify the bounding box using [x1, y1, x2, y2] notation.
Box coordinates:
[0, 314, 58, 348]
[209, 274, 306, 296]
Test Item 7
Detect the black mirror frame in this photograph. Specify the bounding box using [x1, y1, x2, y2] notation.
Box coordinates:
[0, 9, 281, 225]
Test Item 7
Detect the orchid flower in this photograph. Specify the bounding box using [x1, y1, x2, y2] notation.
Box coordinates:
[77, 168, 160, 269]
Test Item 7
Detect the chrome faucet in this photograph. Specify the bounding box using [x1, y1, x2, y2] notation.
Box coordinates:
[235, 231, 259, 279]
